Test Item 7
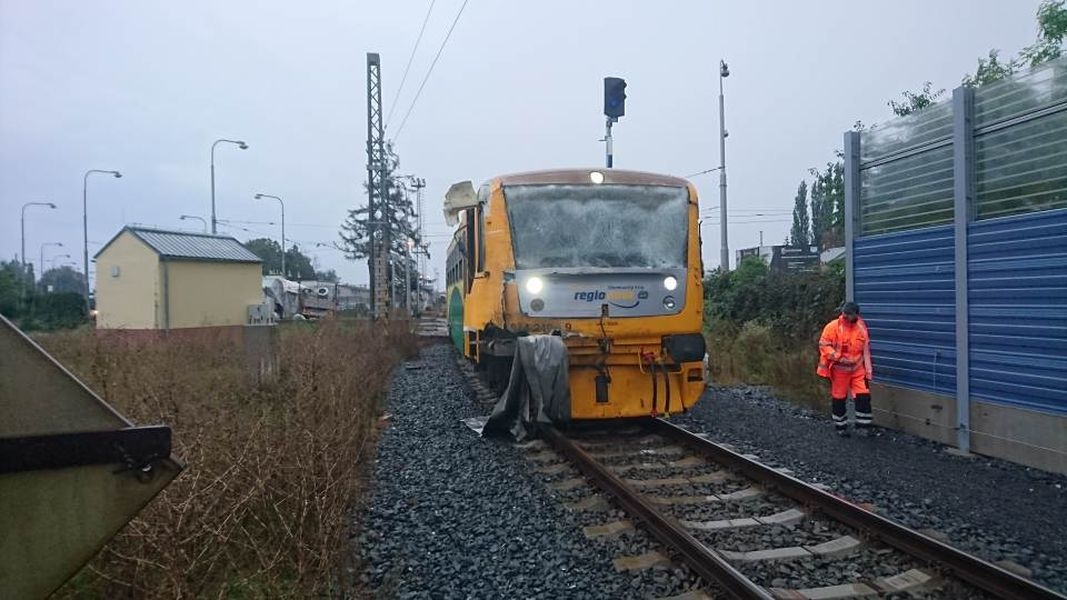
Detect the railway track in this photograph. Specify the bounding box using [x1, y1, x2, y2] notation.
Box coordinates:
[527, 421, 1065, 600]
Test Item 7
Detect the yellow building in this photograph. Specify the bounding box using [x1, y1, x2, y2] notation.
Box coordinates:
[94, 226, 263, 330]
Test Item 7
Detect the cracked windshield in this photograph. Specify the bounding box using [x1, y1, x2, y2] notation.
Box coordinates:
[505, 184, 689, 269]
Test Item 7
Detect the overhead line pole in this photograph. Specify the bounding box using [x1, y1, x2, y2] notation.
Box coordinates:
[718, 59, 731, 272]
[367, 53, 388, 318]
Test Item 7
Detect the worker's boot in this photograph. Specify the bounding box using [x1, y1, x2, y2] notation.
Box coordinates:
[832, 397, 848, 437]
[855, 393, 873, 438]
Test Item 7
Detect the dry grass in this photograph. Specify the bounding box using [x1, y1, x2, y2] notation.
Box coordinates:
[37, 318, 416, 599]
[705, 320, 829, 411]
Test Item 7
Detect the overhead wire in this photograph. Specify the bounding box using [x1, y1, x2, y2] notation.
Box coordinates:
[385, 0, 438, 128]
[393, 0, 470, 139]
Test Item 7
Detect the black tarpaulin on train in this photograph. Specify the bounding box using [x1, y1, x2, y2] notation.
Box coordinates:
[481, 335, 571, 441]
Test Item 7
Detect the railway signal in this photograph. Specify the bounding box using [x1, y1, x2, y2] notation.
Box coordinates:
[604, 77, 626, 119]
[603, 76, 626, 168]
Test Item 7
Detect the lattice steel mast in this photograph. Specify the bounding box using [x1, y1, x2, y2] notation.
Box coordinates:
[366, 53, 389, 318]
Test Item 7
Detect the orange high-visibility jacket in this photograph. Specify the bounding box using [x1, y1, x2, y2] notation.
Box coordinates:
[816, 316, 873, 379]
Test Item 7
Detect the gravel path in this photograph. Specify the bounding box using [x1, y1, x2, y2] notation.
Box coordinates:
[673, 385, 1067, 594]
[354, 344, 707, 599]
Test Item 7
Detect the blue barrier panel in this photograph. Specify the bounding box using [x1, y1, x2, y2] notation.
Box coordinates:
[968, 208, 1067, 415]
[854, 224, 956, 395]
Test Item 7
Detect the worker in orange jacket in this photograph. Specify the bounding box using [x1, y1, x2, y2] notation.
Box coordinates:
[817, 302, 873, 437]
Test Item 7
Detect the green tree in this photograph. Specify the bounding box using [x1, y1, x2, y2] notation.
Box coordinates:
[888, 81, 946, 117]
[245, 238, 316, 280]
[808, 162, 844, 250]
[245, 238, 283, 275]
[283, 244, 315, 280]
[0, 260, 31, 318]
[962, 49, 1016, 88]
[789, 180, 810, 246]
[38, 266, 86, 295]
[338, 142, 424, 299]
[961, 1, 1065, 88]
[1019, 0, 1067, 67]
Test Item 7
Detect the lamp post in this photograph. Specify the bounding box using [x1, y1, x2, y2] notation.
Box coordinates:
[211, 139, 248, 234]
[254, 193, 285, 278]
[83, 169, 121, 313]
[21, 202, 56, 279]
[180, 214, 208, 232]
[718, 59, 730, 272]
[40, 242, 63, 283]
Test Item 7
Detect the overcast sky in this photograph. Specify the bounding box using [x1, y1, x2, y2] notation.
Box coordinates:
[0, 0, 1046, 287]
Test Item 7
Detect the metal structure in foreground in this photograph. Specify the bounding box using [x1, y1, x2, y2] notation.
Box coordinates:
[0, 314, 182, 598]
[542, 420, 1065, 600]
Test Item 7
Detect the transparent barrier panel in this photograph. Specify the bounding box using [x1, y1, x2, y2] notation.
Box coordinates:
[860, 145, 954, 235]
[975, 59, 1067, 126]
[860, 101, 952, 163]
[976, 108, 1067, 219]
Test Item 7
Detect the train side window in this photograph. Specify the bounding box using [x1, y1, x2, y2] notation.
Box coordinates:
[464, 208, 476, 293]
[476, 184, 489, 275]
[476, 205, 486, 275]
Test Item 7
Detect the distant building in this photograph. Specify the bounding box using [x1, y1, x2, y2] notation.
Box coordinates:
[735, 245, 819, 273]
[94, 226, 263, 330]
[820, 246, 846, 265]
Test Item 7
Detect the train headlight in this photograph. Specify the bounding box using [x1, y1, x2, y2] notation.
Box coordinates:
[663, 296, 677, 310]
[663, 276, 678, 291]
[525, 276, 544, 294]
[589, 171, 605, 184]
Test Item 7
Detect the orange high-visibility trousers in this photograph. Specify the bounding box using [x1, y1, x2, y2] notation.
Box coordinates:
[830, 367, 869, 399]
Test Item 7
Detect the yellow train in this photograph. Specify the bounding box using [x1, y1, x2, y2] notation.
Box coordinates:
[444, 168, 706, 420]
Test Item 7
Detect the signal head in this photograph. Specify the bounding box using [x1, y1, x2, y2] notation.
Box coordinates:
[604, 76, 627, 119]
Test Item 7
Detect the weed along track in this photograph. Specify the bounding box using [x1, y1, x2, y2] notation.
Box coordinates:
[519, 422, 1067, 600]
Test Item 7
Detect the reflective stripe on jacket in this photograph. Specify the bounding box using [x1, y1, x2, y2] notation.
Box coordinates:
[816, 316, 872, 379]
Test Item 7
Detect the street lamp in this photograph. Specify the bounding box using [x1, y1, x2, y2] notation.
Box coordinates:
[180, 214, 208, 232]
[211, 139, 249, 234]
[254, 193, 285, 278]
[48, 253, 72, 270]
[21, 202, 56, 278]
[40, 242, 63, 282]
[83, 169, 122, 314]
[718, 59, 730, 272]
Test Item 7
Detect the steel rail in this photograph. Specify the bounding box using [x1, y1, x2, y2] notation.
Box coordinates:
[650, 418, 1067, 600]
[540, 425, 773, 600]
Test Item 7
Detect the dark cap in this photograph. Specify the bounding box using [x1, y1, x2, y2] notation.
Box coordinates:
[840, 301, 860, 316]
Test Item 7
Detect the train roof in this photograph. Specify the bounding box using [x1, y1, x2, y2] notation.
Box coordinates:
[495, 168, 689, 188]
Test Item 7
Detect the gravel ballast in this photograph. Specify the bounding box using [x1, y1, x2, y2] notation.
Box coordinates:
[674, 385, 1067, 594]
[354, 344, 706, 599]
[356, 343, 1066, 597]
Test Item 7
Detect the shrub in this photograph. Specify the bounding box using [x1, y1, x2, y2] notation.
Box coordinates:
[38, 319, 415, 598]
[704, 262, 843, 409]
